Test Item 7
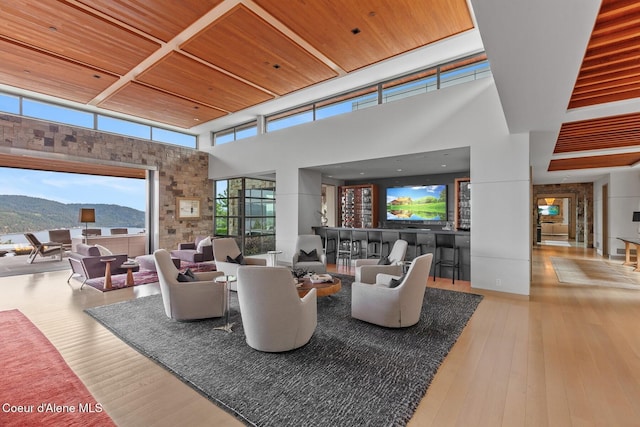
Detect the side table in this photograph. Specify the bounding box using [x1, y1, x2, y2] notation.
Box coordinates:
[120, 262, 139, 286]
[213, 275, 236, 333]
[100, 257, 117, 291]
[267, 250, 283, 267]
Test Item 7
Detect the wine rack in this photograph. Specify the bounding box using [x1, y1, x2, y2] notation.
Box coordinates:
[455, 178, 471, 230]
[339, 184, 378, 228]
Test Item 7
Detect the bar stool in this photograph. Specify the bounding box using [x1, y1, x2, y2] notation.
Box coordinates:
[316, 227, 336, 262]
[399, 231, 419, 261]
[365, 230, 385, 259]
[337, 229, 360, 267]
[351, 230, 366, 260]
[433, 233, 460, 284]
[416, 233, 431, 256]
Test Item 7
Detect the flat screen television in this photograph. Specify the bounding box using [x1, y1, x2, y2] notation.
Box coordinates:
[538, 205, 560, 216]
[386, 185, 447, 221]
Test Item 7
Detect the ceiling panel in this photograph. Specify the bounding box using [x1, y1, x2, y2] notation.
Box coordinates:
[0, 153, 146, 179]
[548, 152, 640, 171]
[555, 112, 640, 154]
[98, 82, 227, 128]
[0, 0, 476, 131]
[0, 0, 160, 75]
[74, 0, 223, 42]
[254, 0, 474, 72]
[136, 52, 273, 113]
[568, 0, 640, 109]
[180, 4, 338, 96]
[551, 1, 640, 176]
[0, 39, 119, 104]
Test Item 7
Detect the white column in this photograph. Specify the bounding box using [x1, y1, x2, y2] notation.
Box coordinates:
[275, 168, 323, 265]
[470, 132, 531, 296]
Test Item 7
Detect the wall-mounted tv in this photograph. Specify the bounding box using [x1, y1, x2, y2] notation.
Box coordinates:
[386, 185, 447, 221]
[538, 205, 560, 216]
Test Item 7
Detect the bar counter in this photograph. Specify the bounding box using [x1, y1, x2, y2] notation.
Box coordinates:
[313, 226, 471, 282]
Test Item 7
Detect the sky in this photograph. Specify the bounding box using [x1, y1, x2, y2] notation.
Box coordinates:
[0, 167, 146, 211]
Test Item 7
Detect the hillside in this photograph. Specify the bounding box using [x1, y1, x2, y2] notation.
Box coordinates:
[0, 195, 145, 233]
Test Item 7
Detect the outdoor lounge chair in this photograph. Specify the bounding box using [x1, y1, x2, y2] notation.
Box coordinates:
[48, 229, 72, 251]
[24, 233, 63, 264]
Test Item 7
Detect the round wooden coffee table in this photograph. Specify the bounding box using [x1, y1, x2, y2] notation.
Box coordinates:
[297, 277, 341, 297]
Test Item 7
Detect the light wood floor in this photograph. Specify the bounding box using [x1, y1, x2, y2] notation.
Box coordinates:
[1, 245, 639, 426]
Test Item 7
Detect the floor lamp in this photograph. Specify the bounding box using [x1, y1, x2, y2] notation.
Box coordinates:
[79, 208, 95, 244]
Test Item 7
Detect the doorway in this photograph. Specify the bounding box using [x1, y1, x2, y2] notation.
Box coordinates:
[537, 196, 575, 247]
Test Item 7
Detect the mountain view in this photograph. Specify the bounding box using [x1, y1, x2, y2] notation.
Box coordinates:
[0, 195, 145, 234]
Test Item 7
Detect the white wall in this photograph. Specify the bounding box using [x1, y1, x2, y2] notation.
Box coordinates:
[209, 77, 531, 295]
[593, 175, 609, 256]
[608, 170, 640, 257]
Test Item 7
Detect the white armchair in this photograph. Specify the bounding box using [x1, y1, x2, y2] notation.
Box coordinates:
[212, 238, 267, 291]
[354, 239, 408, 284]
[236, 266, 317, 352]
[292, 234, 327, 274]
[153, 249, 225, 321]
[351, 253, 433, 328]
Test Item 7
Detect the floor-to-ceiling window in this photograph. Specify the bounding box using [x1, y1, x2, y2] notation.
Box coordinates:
[215, 177, 275, 255]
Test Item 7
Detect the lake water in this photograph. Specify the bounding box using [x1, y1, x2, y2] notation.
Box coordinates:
[0, 227, 145, 251]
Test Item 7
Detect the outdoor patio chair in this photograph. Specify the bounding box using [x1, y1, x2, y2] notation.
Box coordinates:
[48, 229, 72, 251]
[24, 233, 63, 264]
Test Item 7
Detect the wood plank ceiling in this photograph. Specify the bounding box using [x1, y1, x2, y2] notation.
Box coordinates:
[553, 0, 640, 173]
[0, 0, 474, 129]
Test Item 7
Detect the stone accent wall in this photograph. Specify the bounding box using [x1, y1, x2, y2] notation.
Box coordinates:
[533, 183, 594, 247]
[0, 114, 212, 252]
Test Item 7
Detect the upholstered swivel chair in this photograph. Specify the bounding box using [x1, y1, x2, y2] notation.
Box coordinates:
[153, 249, 225, 321]
[354, 239, 408, 284]
[292, 234, 327, 274]
[237, 266, 317, 352]
[351, 253, 433, 328]
[212, 238, 266, 291]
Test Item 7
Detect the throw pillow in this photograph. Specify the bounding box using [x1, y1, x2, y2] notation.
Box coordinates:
[389, 273, 406, 288]
[226, 254, 246, 265]
[298, 249, 319, 262]
[377, 256, 391, 265]
[196, 236, 212, 253]
[184, 268, 197, 280]
[177, 272, 196, 282]
[94, 244, 113, 256]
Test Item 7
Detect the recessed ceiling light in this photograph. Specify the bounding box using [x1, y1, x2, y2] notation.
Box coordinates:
[441, 164, 447, 167]
[49, 26, 57, 32]
[397, 169, 403, 172]
[273, 64, 281, 69]
[359, 172, 365, 175]
[351, 28, 361, 35]
[92, 74, 100, 79]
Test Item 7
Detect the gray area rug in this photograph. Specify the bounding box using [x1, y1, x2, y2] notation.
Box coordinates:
[85, 275, 483, 426]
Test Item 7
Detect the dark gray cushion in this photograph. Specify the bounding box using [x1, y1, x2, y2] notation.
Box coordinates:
[226, 254, 246, 265]
[177, 272, 196, 282]
[389, 273, 406, 288]
[184, 268, 196, 280]
[377, 256, 391, 265]
[298, 249, 319, 262]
